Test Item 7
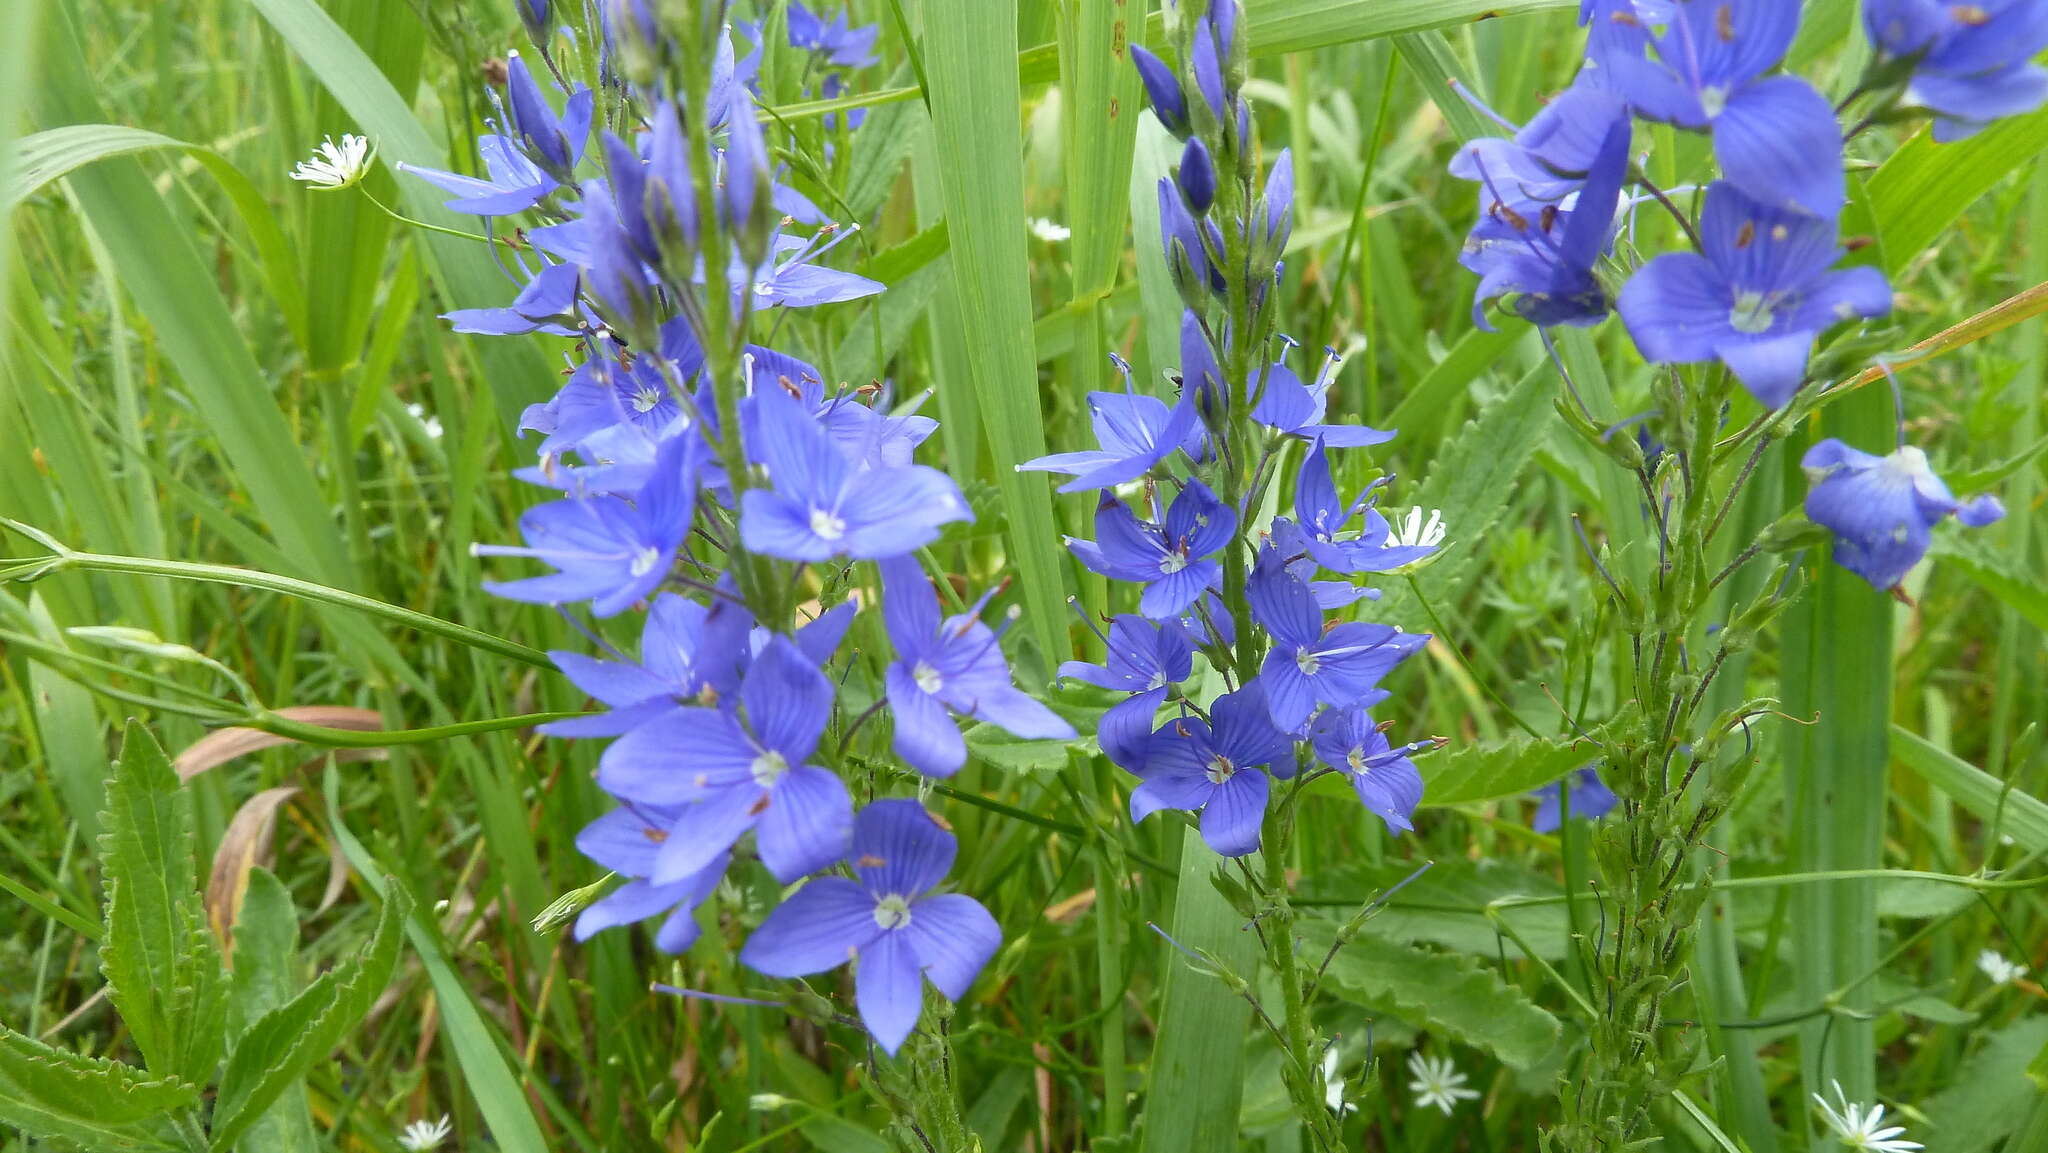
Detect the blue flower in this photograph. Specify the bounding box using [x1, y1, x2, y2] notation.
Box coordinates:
[1250, 342, 1395, 448]
[747, 347, 937, 470]
[1058, 615, 1195, 771]
[505, 51, 589, 180]
[1248, 562, 1426, 732]
[1310, 711, 1429, 832]
[573, 805, 729, 952]
[786, 2, 881, 69]
[1018, 359, 1200, 492]
[878, 555, 1076, 779]
[1129, 44, 1189, 136]
[520, 343, 693, 458]
[1531, 767, 1619, 832]
[740, 800, 1001, 1054]
[598, 637, 852, 883]
[1294, 441, 1444, 575]
[477, 432, 700, 616]
[1448, 77, 1630, 218]
[404, 134, 565, 218]
[1864, 0, 2048, 141]
[1457, 114, 1631, 328]
[1589, 0, 1843, 217]
[739, 384, 970, 562]
[728, 226, 884, 309]
[542, 593, 755, 737]
[1801, 439, 2005, 591]
[1067, 481, 1237, 620]
[1131, 687, 1294, 858]
[444, 260, 582, 335]
[1617, 180, 1892, 408]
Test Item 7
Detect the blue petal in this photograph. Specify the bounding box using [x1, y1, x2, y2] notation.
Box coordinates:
[856, 930, 925, 1054]
[1713, 76, 1845, 218]
[851, 800, 958, 898]
[904, 893, 1000, 1001]
[886, 663, 967, 778]
[740, 876, 880, 976]
[1199, 770, 1269, 858]
[756, 766, 853, 882]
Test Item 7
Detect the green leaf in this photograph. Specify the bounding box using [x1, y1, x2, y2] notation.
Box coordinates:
[1417, 731, 1590, 807]
[1375, 362, 1553, 629]
[1931, 536, 2048, 635]
[1244, 0, 1573, 54]
[1298, 858, 1571, 960]
[1892, 725, 2048, 853]
[1868, 104, 2048, 276]
[1922, 1017, 2048, 1153]
[1302, 925, 1562, 1070]
[208, 876, 410, 1151]
[0, 1026, 197, 1152]
[224, 869, 320, 1153]
[98, 720, 228, 1084]
[921, 0, 1070, 669]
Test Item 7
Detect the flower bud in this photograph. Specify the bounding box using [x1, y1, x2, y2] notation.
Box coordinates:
[1178, 137, 1216, 215]
[1130, 45, 1189, 136]
[515, 0, 552, 46]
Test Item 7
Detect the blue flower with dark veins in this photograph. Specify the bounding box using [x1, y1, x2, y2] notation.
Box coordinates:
[1458, 114, 1631, 329]
[1249, 561, 1426, 733]
[739, 383, 970, 561]
[1294, 441, 1444, 575]
[1066, 481, 1237, 621]
[573, 805, 729, 953]
[1801, 439, 2005, 591]
[786, 2, 881, 69]
[1865, 0, 2048, 141]
[1587, 0, 1844, 217]
[1617, 180, 1892, 409]
[878, 554, 1075, 779]
[1310, 710, 1432, 832]
[1059, 615, 1195, 771]
[542, 592, 753, 738]
[1018, 356, 1200, 492]
[597, 637, 852, 883]
[1250, 340, 1396, 448]
[1131, 686, 1294, 858]
[740, 800, 1001, 1054]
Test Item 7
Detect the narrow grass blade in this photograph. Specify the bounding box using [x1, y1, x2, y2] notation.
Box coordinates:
[1139, 834, 1257, 1153]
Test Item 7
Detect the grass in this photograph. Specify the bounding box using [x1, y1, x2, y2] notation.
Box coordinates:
[2, 1, 2045, 1151]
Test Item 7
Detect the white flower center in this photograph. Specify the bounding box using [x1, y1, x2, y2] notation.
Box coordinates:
[1729, 290, 1776, 334]
[1205, 754, 1236, 784]
[1878, 445, 1934, 487]
[873, 894, 913, 931]
[629, 547, 661, 576]
[631, 386, 664, 414]
[1159, 551, 1189, 575]
[1347, 746, 1370, 774]
[1700, 84, 1729, 119]
[750, 749, 789, 787]
[809, 506, 847, 541]
[1296, 646, 1321, 676]
[913, 660, 944, 695]
[1146, 670, 1168, 690]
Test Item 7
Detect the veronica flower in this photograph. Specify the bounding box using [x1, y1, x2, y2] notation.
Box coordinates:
[1800, 440, 2004, 590]
[1449, 77, 1629, 213]
[477, 433, 699, 616]
[740, 384, 971, 562]
[1066, 481, 1236, 620]
[1058, 615, 1195, 770]
[1294, 442, 1443, 574]
[1865, 0, 2048, 141]
[733, 226, 884, 309]
[1250, 342, 1395, 448]
[598, 637, 851, 883]
[1589, 0, 1844, 217]
[1018, 358, 1200, 492]
[1131, 686, 1294, 857]
[1531, 767, 1620, 832]
[879, 555, 1076, 778]
[740, 800, 1001, 1054]
[786, 2, 881, 69]
[1407, 1052, 1480, 1115]
[1130, 44, 1190, 136]
[402, 57, 591, 215]
[289, 134, 374, 190]
[1619, 181, 1891, 408]
[542, 593, 753, 737]
[1309, 710, 1430, 832]
[523, 347, 691, 458]
[1813, 1081, 1923, 1153]
[1459, 115, 1631, 328]
[1250, 564, 1426, 732]
[444, 260, 582, 336]
[572, 803, 730, 952]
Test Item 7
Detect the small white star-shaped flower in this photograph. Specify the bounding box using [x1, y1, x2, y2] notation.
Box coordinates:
[1977, 949, 2026, 985]
[397, 1115, 452, 1152]
[1388, 506, 1447, 550]
[1028, 217, 1071, 243]
[1813, 1081, 1922, 1153]
[1406, 1051, 1479, 1116]
[1321, 1046, 1355, 1116]
[290, 134, 375, 190]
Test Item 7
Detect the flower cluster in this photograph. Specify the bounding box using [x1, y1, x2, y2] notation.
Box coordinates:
[413, 0, 1073, 1054]
[1028, 1, 1441, 858]
[1450, 0, 2015, 591]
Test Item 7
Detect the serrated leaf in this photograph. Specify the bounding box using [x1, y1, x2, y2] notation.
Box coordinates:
[1418, 733, 1591, 807]
[1922, 1017, 2048, 1153]
[1376, 362, 1553, 629]
[225, 869, 320, 1153]
[208, 881, 411, 1151]
[1301, 925, 1562, 1070]
[99, 720, 227, 1083]
[1931, 536, 2048, 635]
[0, 1025, 196, 1151]
[1298, 858, 1571, 960]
